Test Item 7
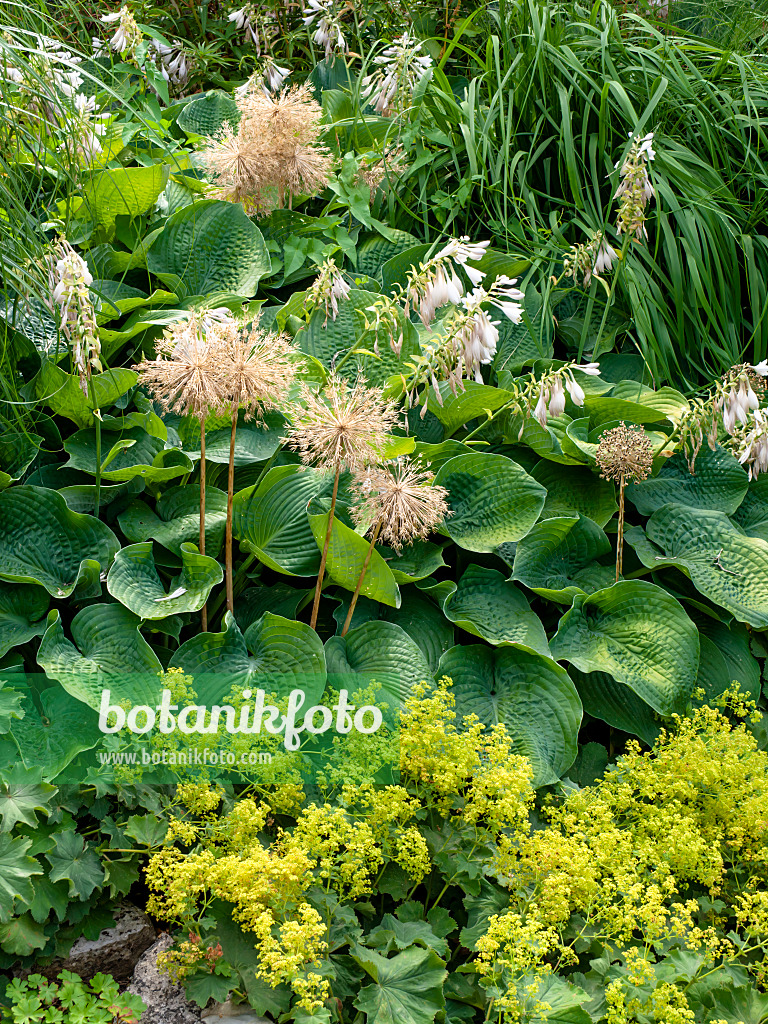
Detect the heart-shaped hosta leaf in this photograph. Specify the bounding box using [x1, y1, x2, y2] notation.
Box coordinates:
[325, 621, 432, 705]
[732, 474, 768, 541]
[433, 453, 546, 553]
[531, 461, 618, 527]
[146, 200, 271, 298]
[627, 446, 748, 515]
[582, 385, 686, 428]
[353, 945, 446, 1024]
[381, 592, 455, 671]
[437, 644, 581, 786]
[569, 667, 660, 746]
[169, 611, 326, 706]
[180, 411, 286, 465]
[694, 616, 761, 702]
[235, 585, 306, 631]
[438, 565, 549, 654]
[427, 383, 514, 437]
[0, 486, 119, 598]
[30, 362, 137, 428]
[307, 508, 400, 609]
[12, 686, 102, 782]
[176, 90, 240, 136]
[381, 542, 447, 584]
[550, 580, 699, 715]
[511, 516, 614, 603]
[356, 230, 420, 278]
[119, 486, 228, 557]
[0, 584, 49, 659]
[82, 164, 169, 229]
[0, 431, 41, 490]
[107, 541, 223, 619]
[295, 289, 419, 387]
[233, 465, 347, 576]
[64, 426, 193, 483]
[639, 504, 768, 628]
[37, 606, 163, 710]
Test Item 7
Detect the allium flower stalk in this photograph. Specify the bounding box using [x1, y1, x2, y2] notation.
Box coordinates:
[101, 7, 143, 59]
[564, 230, 618, 287]
[303, 0, 348, 59]
[360, 33, 433, 118]
[134, 312, 230, 628]
[596, 421, 653, 580]
[614, 131, 656, 241]
[305, 259, 351, 325]
[285, 375, 400, 630]
[341, 458, 450, 635]
[201, 84, 332, 216]
[213, 316, 298, 614]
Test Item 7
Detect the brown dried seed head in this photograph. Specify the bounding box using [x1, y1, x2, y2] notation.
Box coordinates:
[596, 421, 653, 485]
[212, 318, 298, 422]
[352, 458, 451, 552]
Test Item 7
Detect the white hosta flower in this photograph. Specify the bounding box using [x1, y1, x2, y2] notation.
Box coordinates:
[565, 373, 585, 406]
[101, 7, 142, 57]
[306, 258, 351, 325]
[303, 0, 348, 58]
[754, 360, 768, 377]
[548, 378, 566, 417]
[615, 130, 657, 240]
[533, 387, 549, 427]
[49, 239, 101, 392]
[360, 33, 433, 117]
[486, 274, 524, 322]
[460, 309, 499, 383]
[593, 234, 618, 277]
[150, 40, 189, 88]
[737, 410, 768, 480]
[263, 59, 290, 93]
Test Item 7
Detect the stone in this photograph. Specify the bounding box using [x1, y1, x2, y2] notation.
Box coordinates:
[26, 903, 155, 984]
[202, 1002, 269, 1023]
[127, 934, 203, 1024]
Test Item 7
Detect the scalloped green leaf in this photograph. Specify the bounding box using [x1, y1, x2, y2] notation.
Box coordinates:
[107, 541, 223, 619]
[64, 426, 194, 483]
[307, 507, 400, 609]
[325, 621, 432, 705]
[169, 611, 326, 706]
[29, 363, 137, 428]
[0, 584, 49, 659]
[439, 565, 549, 654]
[353, 945, 446, 1024]
[12, 686, 102, 782]
[550, 580, 699, 715]
[232, 465, 347, 577]
[569, 667, 660, 746]
[176, 90, 240, 136]
[46, 830, 104, 900]
[641, 504, 768, 628]
[511, 516, 614, 603]
[433, 452, 546, 553]
[0, 486, 119, 598]
[437, 644, 581, 786]
[627, 445, 748, 515]
[0, 764, 55, 833]
[36, 606, 163, 710]
[146, 200, 271, 298]
[118, 485, 228, 557]
[531, 461, 617, 527]
[0, 834, 41, 923]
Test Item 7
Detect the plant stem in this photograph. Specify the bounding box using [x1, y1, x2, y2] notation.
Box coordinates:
[584, 232, 633, 363]
[199, 416, 207, 632]
[341, 520, 382, 637]
[225, 408, 238, 615]
[616, 476, 625, 582]
[87, 375, 101, 518]
[310, 465, 341, 630]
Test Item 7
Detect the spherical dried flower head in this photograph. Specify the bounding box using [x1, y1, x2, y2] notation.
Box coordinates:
[133, 313, 227, 418]
[201, 123, 275, 212]
[286, 374, 400, 473]
[596, 421, 653, 484]
[353, 458, 450, 552]
[211, 317, 297, 422]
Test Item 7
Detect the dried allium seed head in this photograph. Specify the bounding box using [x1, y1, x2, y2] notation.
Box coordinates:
[596, 421, 653, 485]
[285, 374, 400, 473]
[133, 314, 227, 419]
[352, 458, 450, 552]
[212, 318, 298, 422]
[200, 123, 276, 213]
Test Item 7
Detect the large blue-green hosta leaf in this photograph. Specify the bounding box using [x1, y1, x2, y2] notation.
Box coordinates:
[0, 585, 49, 659]
[325, 621, 432, 706]
[64, 426, 193, 484]
[694, 617, 761, 703]
[531, 461, 617, 527]
[569, 667, 660, 746]
[118, 486, 228, 557]
[511, 516, 614, 603]
[627, 446, 748, 515]
[107, 542, 223, 619]
[634, 504, 768, 628]
[550, 580, 699, 715]
[433, 453, 546, 553]
[29, 363, 137, 428]
[146, 200, 271, 298]
[37, 606, 163, 710]
[307, 507, 400, 609]
[0, 487, 119, 598]
[12, 686, 102, 781]
[169, 611, 326, 706]
[437, 644, 581, 786]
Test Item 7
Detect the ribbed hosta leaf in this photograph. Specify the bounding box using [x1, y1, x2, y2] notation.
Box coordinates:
[438, 565, 549, 654]
[437, 644, 581, 786]
[732, 474, 768, 541]
[550, 580, 699, 715]
[64, 426, 193, 484]
[36, 606, 163, 710]
[307, 507, 400, 609]
[325, 621, 431, 705]
[176, 90, 239, 136]
[694, 616, 761, 702]
[433, 453, 546, 553]
[427, 383, 514, 437]
[627, 446, 748, 515]
[29, 363, 137, 428]
[107, 541, 223, 619]
[0, 585, 49, 659]
[169, 611, 326, 706]
[570, 667, 660, 746]
[636, 503, 768, 628]
[13, 686, 102, 781]
[0, 487, 119, 598]
[531, 461, 617, 527]
[512, 516, 614, 603]
[119, 486, 228, 557]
